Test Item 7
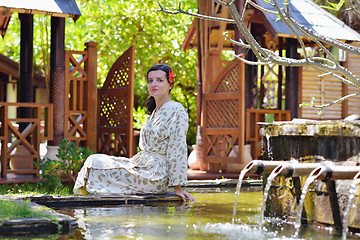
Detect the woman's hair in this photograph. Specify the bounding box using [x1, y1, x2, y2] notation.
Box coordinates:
[146, 64, 174, 113]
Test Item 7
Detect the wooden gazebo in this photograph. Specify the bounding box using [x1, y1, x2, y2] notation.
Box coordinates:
[182, 0, 360, 172]
[0, 0, 99, 183]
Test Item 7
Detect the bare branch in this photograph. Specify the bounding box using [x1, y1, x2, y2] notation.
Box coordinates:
[157, 2, 235, 23]
[246, 0, 278, 15]
[274, 1, 309, 59]
[301, 92, 360, 109]
[214, 0, 236, 6]
[234, 54, 270, 65]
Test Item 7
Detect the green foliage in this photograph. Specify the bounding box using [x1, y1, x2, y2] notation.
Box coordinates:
[55, 138, 94, 179]
[37, 138, 94, 185]
[133, 106, 149, 130]
[34, 138, 94, 194]
[0, 0, 198, 146]
[322, 0, 346, 11]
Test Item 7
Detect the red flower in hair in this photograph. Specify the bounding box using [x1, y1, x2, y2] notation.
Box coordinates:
[169, 70, 176, 83]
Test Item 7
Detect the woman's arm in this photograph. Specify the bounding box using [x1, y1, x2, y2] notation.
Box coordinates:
[174, 185, 196, 202]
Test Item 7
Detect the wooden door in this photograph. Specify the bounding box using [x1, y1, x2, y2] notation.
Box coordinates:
[203, 59, 245, 172]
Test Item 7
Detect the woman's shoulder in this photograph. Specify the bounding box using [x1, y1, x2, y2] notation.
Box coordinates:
[166, 101, 187, 114]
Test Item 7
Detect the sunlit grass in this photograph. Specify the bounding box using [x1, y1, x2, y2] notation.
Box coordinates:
[0, 199, 54, 220]
[0, 182, 73, 196]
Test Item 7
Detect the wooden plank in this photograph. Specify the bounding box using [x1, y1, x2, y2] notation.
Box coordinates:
[7, 169, 38, 174]
[205, 128, 239, 135]
[205, 156, 243, 163]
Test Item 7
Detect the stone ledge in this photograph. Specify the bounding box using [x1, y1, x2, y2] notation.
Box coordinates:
[0, 192, 183, 235]
[258, 119, 360, 137]
[0, 201, 77, 235]
[0, 192, 183, 208]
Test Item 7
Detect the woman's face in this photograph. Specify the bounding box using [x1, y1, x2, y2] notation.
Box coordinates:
[147, 70, 172, 99]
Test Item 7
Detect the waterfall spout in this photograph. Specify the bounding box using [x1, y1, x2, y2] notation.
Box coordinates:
[232, 167, 251, 223]
[294, 166, 327, 237]
[342, 171, 360, 240]
[259, 164, 287, 230]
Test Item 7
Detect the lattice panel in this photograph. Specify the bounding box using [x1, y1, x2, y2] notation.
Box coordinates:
[7, 122, 38, 157]
[67, 112, 87, 138]
[97, 46, 135, 157]
[205, 134, 239, 157]
[108, 59, 130, 89]
[206, 99, 238, 128]
[99, 95, 129, 127]
[214, 67, 239, 93]
[98, 132, 128, 156]
[68, 52, 88, 79]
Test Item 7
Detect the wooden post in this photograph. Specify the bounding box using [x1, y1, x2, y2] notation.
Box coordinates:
[196, 18, 203, 127]
[341, 82, 348, 119]
[277, 37, 284, 109]
[245, 49, 257, 110]
[18, 14, 33, 132]
[285, 38, 299, 119]
[84, 41, 98, 152]
[49, 17, 65, 146]
[0, 106, 7, 178]
[127, 46, 135, 157]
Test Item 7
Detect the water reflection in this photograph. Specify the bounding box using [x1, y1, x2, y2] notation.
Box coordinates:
[55, 191, 262, 240]
[3, 190, 360, 239]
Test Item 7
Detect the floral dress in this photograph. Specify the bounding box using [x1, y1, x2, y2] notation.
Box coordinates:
[73, 101, 189, 195]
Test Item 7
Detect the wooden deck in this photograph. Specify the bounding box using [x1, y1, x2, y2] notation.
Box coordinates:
[0, 174, 41, 184]
[187, 169, 260, 180]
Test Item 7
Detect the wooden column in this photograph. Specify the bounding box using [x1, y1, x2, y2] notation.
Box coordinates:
[18, 14, 34, 130]
[235, 0, 245, 55]
[245, 49, 257, 110]
[84, 41, 98, 152]
[285, 38, 299, 119]
[277, 37, 284, 109]
[49, 17, 65, 146]
[196, 18, 203, 127]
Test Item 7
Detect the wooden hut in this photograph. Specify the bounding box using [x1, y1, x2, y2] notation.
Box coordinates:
[182, 0, 360, 172]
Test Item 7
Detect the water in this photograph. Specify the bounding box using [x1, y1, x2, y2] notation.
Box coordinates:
[3, 188, 359, 239]
[259, 165, 285, 229]
[265, 134, 273, 160]
[342, 177, 360, 240]
[232, 168, 250, 223]
[294, 167, 326, 238]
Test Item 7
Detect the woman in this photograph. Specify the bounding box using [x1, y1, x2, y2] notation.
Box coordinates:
[74, 64, 196, 202]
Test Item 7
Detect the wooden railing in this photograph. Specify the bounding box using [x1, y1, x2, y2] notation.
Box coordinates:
[0, 102, 53, 181]
[246, 109, 290, 159]
[64, 41, 98, 151]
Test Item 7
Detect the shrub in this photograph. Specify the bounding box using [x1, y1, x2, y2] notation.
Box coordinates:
[37, 138, 94, 191]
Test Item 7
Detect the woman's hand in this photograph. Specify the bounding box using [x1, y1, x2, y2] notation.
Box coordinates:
[174, 185, 196, 202]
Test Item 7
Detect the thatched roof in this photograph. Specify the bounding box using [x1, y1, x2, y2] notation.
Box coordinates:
[0, 0, 81, 37]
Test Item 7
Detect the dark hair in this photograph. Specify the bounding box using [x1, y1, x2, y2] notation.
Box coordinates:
[146, 64, 174, 113]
